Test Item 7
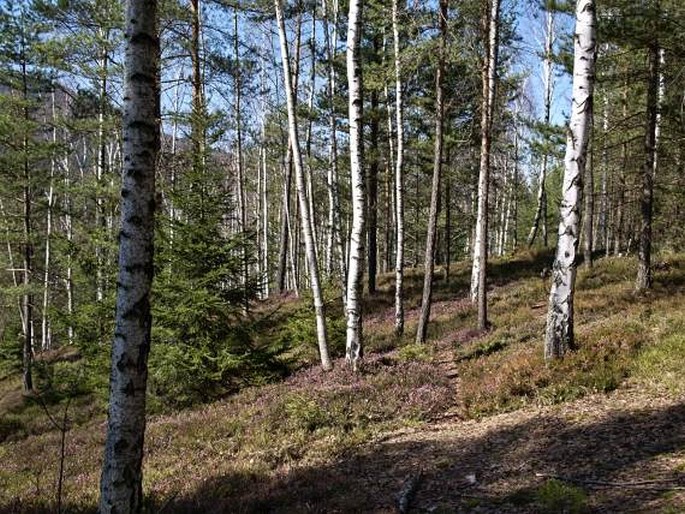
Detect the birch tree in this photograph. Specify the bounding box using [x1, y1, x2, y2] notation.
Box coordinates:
[99, 0, 159, 510]
[416, 0, 448, 345]
[345, 0, 365, 370]
[392, 0, 405, 337]
[470, 0, 500, 331]
[583, 132, 594, 267]
[545, 0, 596, 360]
[322, 0, 346, 301]
[527, 5, 554, 248]
[274, 0, 332, 371]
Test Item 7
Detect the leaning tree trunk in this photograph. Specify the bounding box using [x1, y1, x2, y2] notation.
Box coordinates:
[470, 0, 500, 331]
[527, 7, 554, 248]
[345, 0, 365, 370]
[99, 0, 159, 511]
[636, 39, 659, 291]
[275, 10, 303, 295]
[545, 0, 596, 361]
[416, 0, 447, 345]
[275, 0, 332, 371]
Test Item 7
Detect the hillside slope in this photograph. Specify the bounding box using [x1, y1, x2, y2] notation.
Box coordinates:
[1, 252, 685, 513]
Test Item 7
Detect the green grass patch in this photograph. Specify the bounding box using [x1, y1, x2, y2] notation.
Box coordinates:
[535, 479, 588, 514]
[633, 332, 685, 394]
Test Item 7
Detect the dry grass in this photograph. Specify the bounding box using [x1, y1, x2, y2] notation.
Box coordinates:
[2, 251, 685, 512]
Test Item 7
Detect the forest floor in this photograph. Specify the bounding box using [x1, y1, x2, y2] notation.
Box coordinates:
[2, 251, 685, 513]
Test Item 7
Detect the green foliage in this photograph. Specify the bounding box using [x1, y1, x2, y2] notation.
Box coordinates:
[274, 296, 346, 361]
[282, 393, 331, 433]
[0, 315, 22, 379]
[535, 479, 588, 514]
[398, 343, 432, 362]
[149, 150, 282, 408]
[633, 331, 685, 395]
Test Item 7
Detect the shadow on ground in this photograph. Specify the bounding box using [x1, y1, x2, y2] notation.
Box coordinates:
[156, 397, 685, 513]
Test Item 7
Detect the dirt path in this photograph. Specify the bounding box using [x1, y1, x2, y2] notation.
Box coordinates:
[376, 387, 685, 513]
[195, 387, 684, 514]
[167, 316, 685, 514]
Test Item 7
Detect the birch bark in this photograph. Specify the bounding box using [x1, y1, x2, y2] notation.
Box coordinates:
[345, 0, 365, 370]
[99, 0, 159, 510]
[392, 0, 405, 337]
[322, 0, 347, 300]
[470, 0, 500, 331]
[583, 133, 594, 268]
[275, 0, 332, 370]
[545, 0, 596, 360]
[527, 7, 554, 248]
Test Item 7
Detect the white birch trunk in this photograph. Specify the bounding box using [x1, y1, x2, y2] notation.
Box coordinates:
[95, 34, 110, 306]
[61, 142, 74, 345]
[305, 8, 318, 252]
[599, 93, 609, 253]
[527, 8, 554, 248]
[233, 6, 249, 310]
[322, 0, 347, 301]
[345, 0, 365, 370]
[259, 61, 270, 298]
[99, 0, 159, 510]
[275, 0, 331, 370]
[545, 0, 596, 360]
[653, 47, 664, 179]
[470, 0, 500, 331]
[261, 145, 269, 297]
[0, 200, 24, 334]
[583, 132, 594, 267]
[392, 0, 405, 337]
[498, 158, 510, 256]
[41, 92, 57, 352]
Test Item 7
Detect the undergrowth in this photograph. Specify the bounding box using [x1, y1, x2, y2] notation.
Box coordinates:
[455, 254, 685, 418]
[1, 252, 684, 511]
